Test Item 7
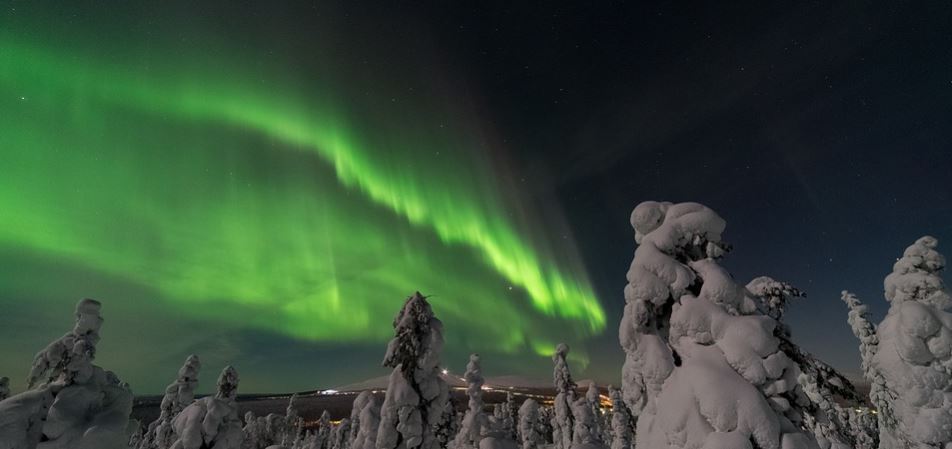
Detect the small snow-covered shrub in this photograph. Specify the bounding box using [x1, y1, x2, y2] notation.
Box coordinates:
[551, 344, 576, 449]
[450, 354, 488, 449]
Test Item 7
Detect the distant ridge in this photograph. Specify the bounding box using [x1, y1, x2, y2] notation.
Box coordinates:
[334, 373, 603, 392]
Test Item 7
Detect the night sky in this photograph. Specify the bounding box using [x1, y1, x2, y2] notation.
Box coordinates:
[2, 1, 951, 394]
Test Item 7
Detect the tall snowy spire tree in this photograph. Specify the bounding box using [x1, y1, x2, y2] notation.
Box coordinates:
[551, 343, 576, 449]
[450, 354, 487, 449]
[376, 292, 449, 449]
[619, 201, 819, 449]
[843, 236, 952, 448]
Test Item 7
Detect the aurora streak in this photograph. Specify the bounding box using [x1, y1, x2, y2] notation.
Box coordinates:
[0, 10, 603, 392]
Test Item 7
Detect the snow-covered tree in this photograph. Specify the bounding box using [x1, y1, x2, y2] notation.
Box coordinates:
[351, 392, 381, 449]
[620, 201, 819, 449]
[492, 405, 505, 430]
[0, 298, 134, 449]
[745, 278, 864, 449]
[504, 392, 518, 441]
[313, 410, 332, 449]
[745, 277, 804, 326]
[450, 354, 488, 449]
[843, 236, 952, 448]
[799, 372, 850, 449]
[349, 392, 374, 449]
[491, 403, 516, 442]
[493, 391, 519, 441]
[242, 409, 296, 449]
[434, 396, 459, 449]
[841, 291, 880, 389]
[376, 292, 449, 449]
[745, 276, 871, 449]
[517, 400, 541, 449]
[583, 382, 601, 439]
[845, 408, 878, 449]
[140, 354, 202, 449]
[537, 407, 553, 445]
[242, 411, 261, 449]
[606, 387, 632, 449]
[551, 344, 576, 449]
[331, 419, 351, 449]
[570, 395, 605, 449]
[171, 365, 243, 449]
[284, 393, 303, 446]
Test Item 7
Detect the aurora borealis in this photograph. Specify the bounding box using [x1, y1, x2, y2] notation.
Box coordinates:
[0, 3, 604, 392]
[4, 1, 952, 395]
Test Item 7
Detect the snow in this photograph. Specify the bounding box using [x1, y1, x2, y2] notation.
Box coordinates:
[620, 201, 819, 449]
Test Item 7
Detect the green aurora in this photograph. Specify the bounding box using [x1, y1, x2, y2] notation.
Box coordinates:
[0, 8, 604, 391]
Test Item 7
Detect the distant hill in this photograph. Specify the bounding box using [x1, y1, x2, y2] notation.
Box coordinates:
[334, 373, 602, 392]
